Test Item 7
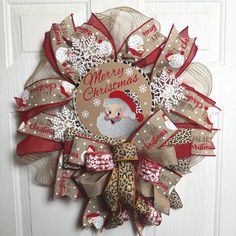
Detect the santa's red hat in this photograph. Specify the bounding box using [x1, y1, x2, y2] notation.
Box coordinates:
[86, 145, 96, 152]
[165, 51, 184, 61]
[109, 90, 144, 122]
[165, 52, 173, 60]
[87, 213, 100, 219]
[60, 85, 70, 98]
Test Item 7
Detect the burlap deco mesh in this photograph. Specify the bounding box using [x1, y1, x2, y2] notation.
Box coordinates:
[181, 62, 212, 96]
[25, 56, 59, 88]
[189, 156, 205, 168]
[96, 7, 160, 50]
[19, 152, 59, 186]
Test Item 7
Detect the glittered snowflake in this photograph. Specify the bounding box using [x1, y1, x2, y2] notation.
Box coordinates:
[49, 106, 85, 141]
[81, 110, 90, 119]
[93, 98, 101, 107]
[139, 84, 147, 93]
[151, 70, 186, 111]
[125, 67, 134, 76]
[67, 35, 106, 77]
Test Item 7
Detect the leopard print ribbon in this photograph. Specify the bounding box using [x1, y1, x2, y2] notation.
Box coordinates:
[103, 142, 138, 227]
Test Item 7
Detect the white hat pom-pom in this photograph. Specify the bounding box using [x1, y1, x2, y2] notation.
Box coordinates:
[56, 47, 68, 63]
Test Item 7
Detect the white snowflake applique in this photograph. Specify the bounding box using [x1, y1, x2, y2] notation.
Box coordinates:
[67, 35, 107, 77]
[151, 70, 186, 111]
[93, 98, 101, 107]
[49, 106, 86, 141]
[125, 67, 134, 77]
[81, 110, 90, 119]
[139, 84, 147, 93]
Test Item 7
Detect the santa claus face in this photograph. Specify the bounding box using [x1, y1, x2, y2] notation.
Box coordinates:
[128, 35, 145, 55]
[96, 99, 138, 138]
[163, 114, 177, 131]
[98, 41, 113, 57]
[87, 215, 104, 229]
[136, 43, 144, 53]
[56, 47, 69, 63]
[60, 81, 75, 97]
[166, 53, 185, 69]
[104, 103, 127, 123]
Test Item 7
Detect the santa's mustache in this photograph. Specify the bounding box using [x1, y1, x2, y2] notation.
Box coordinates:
[104, 114, 121, 124]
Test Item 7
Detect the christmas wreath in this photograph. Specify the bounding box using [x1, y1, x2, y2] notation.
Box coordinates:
[14, 7, 220, 235]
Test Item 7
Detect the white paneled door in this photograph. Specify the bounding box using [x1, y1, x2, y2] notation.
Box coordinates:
[1, 0, 236, 236]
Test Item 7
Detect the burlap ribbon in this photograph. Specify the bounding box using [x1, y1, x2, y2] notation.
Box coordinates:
[77, 136, 180, 229]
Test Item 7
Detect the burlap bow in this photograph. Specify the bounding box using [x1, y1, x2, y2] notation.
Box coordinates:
[74, 110, 183, 229]
[78, 141, 164, 229]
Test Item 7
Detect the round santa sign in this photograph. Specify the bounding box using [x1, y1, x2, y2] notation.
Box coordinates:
[75, 61, 153, 139]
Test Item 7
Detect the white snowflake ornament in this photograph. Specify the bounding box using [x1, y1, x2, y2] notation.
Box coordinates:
[151, 70, 186, 111]
[63, 35, 108, 78]
[49, 106, 85, 141]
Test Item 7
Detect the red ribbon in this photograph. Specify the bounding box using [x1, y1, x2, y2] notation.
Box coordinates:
[17, 135, 62, 156]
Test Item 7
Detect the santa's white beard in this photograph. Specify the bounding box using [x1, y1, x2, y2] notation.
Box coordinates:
[96, 112, 138, 138]
[169, 54, 185, 69]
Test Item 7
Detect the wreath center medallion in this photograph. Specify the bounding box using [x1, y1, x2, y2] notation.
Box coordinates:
[75, 61, 152, 139]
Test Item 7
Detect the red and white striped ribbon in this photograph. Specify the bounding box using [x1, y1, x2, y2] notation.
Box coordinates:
[85, 152, 115, 171]
[137, 156, 162, 183]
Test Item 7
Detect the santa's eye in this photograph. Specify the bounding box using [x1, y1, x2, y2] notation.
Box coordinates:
[116, 112, 120, 116]
[108, 110, 112, 114]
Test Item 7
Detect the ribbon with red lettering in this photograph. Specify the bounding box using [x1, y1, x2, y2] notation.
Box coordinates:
[151, 25, 198, 78]
[15, 78, 75, 121]
[171, 84, 220, 130]
[52, 152, 81, 201]
[45, 14, 115, 83]
[117, 18, 166, 66]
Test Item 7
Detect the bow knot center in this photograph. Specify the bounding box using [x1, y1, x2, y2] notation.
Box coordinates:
[112, 142, 138, 162]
